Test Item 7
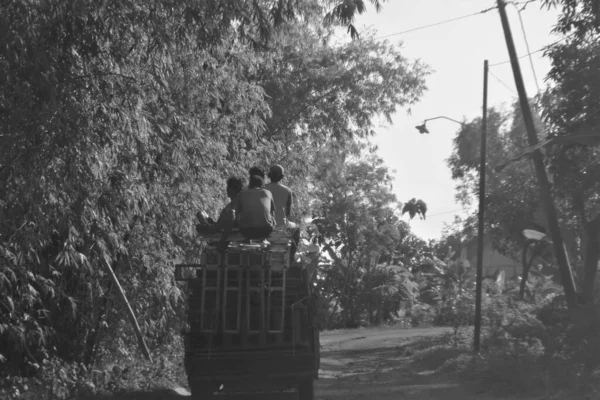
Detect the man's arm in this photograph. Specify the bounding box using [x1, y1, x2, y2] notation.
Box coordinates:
[214, 204, 233, 231]
[269, 193, 276, 221]
[221, 197, 240, 242]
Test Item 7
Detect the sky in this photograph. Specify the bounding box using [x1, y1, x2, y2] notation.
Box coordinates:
[349, 0, 561, 240]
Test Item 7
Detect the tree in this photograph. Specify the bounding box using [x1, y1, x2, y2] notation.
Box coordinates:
[541, 47, 600, 303]
[447, 104, 543, 259]
[0, 0, 305, 372]
[449, 61, 600, 304]
[310, 141, 405, 327]
[537, 0, 600, 303]
[324, 0, 386, 39]
[402, 198, 428, 220]
[250, 20, 429, 220]
[0, 0, 431, 373]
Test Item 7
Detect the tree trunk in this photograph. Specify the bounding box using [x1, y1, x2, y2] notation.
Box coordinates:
[582, 216, 600, 304]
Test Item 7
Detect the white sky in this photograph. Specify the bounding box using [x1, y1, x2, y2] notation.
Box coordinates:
[352, 0, 561, 240]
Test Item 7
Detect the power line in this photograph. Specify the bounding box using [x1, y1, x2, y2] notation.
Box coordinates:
[489, 49, 546, 67]
[373, 1, 533, 41]
[514, 0, 538, 11]
[427, 208, 470, 218]
[489, 69, 518, 95]
[374, 5, 498, 40]
[514, 4, 541, 93]
[489, 33, 576, 67]
[489, 48, 543, 67]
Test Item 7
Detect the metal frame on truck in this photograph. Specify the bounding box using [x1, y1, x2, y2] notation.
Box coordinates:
[175, 231, 319, 399]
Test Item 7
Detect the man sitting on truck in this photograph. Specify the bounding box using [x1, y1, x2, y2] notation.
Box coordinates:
[264, 164, 301, 259]
[196, 176, 244, 234]
[232, 174, 276, 240]
[248, 165, 266, 181]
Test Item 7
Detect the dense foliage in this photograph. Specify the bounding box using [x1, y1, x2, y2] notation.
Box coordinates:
[3, 0, 599, 397]
[540, 0, 600, 302]
[0, 0, 430, 390]
[447, 105, 546, 259]
[309, 142, 424, 327]
[446, 0, 600, 311]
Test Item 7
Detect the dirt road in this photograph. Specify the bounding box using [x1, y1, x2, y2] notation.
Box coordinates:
[317, 326, 485, 400]
[88, 326, 529, 399]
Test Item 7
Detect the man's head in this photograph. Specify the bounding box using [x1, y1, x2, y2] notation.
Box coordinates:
[226, 176, 245, 199]
[267, 165, 284, 183]
[248, 175, 264, 189]
[248, 166, 265, 179]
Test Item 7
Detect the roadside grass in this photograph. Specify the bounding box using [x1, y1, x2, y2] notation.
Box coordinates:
[0, 341, 187, 400]
[399, 322, 600, 400]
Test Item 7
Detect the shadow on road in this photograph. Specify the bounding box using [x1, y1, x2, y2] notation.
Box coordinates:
[82, 388, 190, 400]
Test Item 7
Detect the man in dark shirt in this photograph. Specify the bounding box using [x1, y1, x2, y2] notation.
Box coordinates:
[264, 165, 300, 259]
[248, 166, 265, 181]
[233, 175, 276, 240]
[196, 176, 244, 234]
[264, 165, 293, 226]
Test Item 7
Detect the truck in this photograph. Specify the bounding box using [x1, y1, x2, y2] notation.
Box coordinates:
[175, 229, 320, 399]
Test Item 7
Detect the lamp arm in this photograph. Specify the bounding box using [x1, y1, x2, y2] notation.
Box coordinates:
[423, 116, 465, 126]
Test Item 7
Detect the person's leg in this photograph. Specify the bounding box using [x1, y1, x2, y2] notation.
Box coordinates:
[285, 221, 300, 262]
[240, 226, 273, 240]
[196, 211, 216, 225]
[196, 224, 218, 234]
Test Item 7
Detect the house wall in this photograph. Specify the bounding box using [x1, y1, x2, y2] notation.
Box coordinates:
[461, 233, 522, 278]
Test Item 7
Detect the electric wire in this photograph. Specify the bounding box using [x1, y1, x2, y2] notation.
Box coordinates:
[427, 209, 470, 218]
[489, 70, 518, 95]
[489, 50, 542, 67]
[373, 1, 534, 41]
[514, 4, 541, 93]
[489, 32, 576, 67]
[365, 0, 570, 73]
[374, 5, 498, 40]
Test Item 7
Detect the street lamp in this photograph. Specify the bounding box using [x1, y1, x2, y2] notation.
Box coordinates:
[414, 60, 489, 353]
[415, 116, 466, 134]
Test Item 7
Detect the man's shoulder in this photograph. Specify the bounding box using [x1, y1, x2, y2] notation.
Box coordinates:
[265, 182, 292, 194]
[243, 187, 272, 196]
[260, 188, 274, 198]
[236, 189, 254, 200]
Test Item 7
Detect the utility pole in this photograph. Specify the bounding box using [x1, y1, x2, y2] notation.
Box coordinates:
[474, 60, 488, 353]
[496, 0, 578, 308]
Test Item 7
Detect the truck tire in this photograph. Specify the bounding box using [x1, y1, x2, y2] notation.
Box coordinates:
[298, 379, 314, 400]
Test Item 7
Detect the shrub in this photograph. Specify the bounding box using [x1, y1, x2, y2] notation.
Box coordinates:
[478, 296, 600, 396]
[0, 339, 186, 400]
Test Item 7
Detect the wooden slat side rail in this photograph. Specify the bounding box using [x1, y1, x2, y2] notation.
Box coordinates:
[174, 263, 202, 281]
[267, 268, 286, 334]
[222, 267, 243, 334]
[200, 267, 221, 333]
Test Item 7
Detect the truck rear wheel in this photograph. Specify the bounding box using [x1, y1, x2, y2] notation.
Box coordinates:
[298, 379, 314, 400]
